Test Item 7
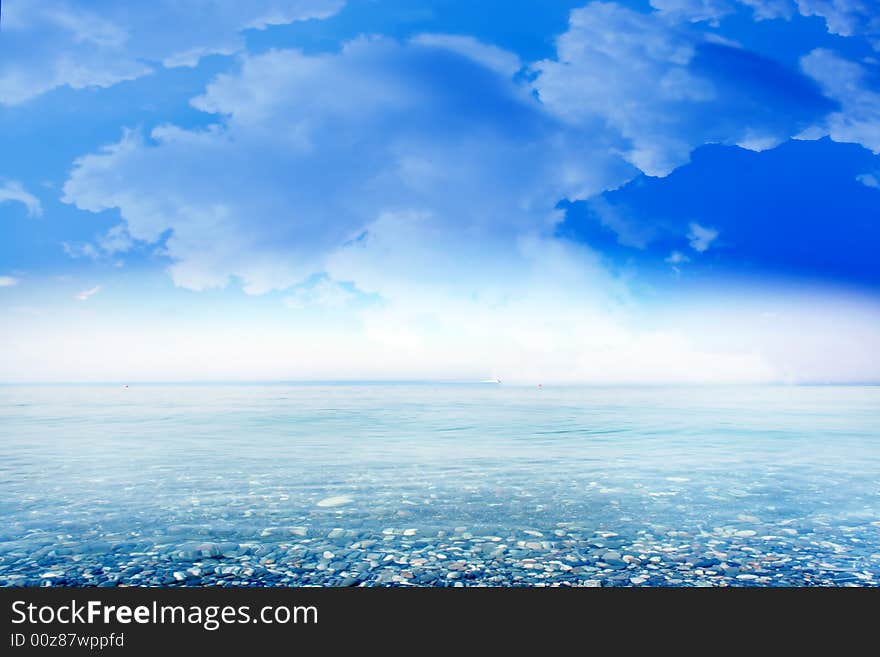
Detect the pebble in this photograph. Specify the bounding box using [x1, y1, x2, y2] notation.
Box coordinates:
[3, 502, 874, 588]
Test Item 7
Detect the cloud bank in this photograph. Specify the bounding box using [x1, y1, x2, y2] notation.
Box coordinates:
[0, 0, 343, 105]
[530, 2, 834, 176]
[800, 48, 880, 153]
[63, 35, 637, 294]
[64, 6, 836, 292]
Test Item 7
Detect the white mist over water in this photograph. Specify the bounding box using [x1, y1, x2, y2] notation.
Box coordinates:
[3, 278, 879, 385]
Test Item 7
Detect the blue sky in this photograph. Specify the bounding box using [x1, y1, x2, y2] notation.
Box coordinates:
[1, 0, 879, 383]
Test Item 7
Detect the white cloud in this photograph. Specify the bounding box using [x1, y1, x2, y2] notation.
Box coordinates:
[409, 34, 522, 76]
[530, 2, 824, 176]
[63, 37, 634, 295]
[800, 48, 880, 153]
[586, 197, 659, 248]
[0, 276, 20, 287]
[60, 9, 841, 291]
[0, 180, 43, 217]
[647, 288, 880, 384]
[0, 0, 344, 105]
[736, 131, 788, 151]
[796, 0, 880, 48]
[11, 275, 880, 384]
[4, 229, 791, 384]
[665, 250, 691, 264]
[856, 171, 880, 188]
[739, 0, 796, 20]
[650, 0, 737, 25]
[97, 224, 134, 254]
[651, 0, 792, 22]
[316, 213, 781, 383]
[74, 285, 101, 301]
[687, 222, 719, 252]
[62, 241, 99, 259]
[652, 1, 879, 47]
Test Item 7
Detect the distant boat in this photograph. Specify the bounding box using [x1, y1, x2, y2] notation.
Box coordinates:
[480, 378, 502, 384]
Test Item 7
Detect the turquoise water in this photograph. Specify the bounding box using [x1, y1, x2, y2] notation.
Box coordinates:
[1, 384, 878, 586]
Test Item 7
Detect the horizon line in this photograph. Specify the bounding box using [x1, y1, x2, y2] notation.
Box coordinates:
[1, 379, 879, 387]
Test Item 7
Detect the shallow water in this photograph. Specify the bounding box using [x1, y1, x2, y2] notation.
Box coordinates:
[1, 384, 878, 586]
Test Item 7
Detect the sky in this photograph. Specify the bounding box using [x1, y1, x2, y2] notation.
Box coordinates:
[1, 0, 879, 384]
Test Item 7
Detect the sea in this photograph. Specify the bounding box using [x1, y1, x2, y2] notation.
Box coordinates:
[1, 383, 878, 586]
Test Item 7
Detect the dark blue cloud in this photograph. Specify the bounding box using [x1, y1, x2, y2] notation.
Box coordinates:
[558, 138, 880, 288]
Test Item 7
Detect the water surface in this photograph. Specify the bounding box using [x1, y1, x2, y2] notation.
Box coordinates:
[1, 384, 878, 586]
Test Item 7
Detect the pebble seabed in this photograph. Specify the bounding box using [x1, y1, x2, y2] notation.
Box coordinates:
[3, 517, 879, 588]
